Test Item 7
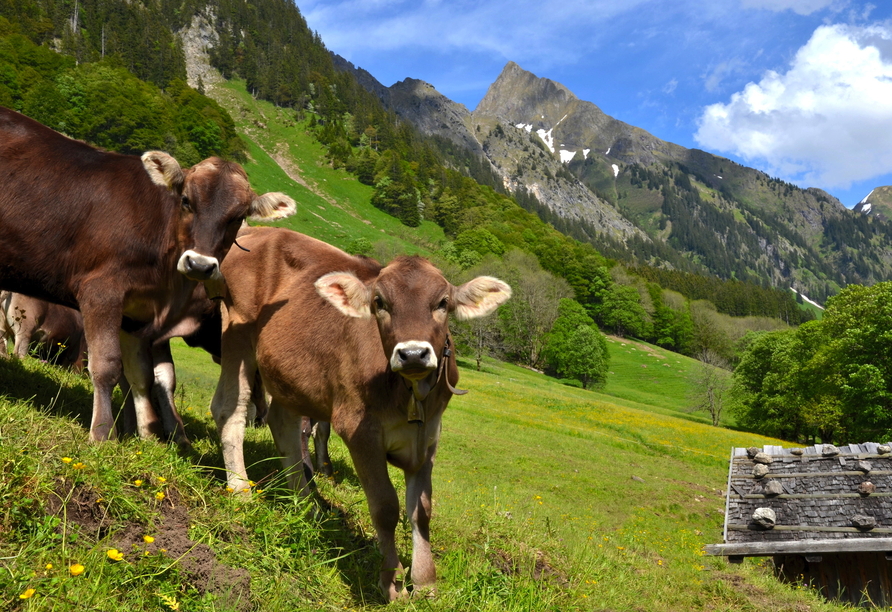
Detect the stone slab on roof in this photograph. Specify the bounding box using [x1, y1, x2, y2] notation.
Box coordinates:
[707, 443, 892, 557]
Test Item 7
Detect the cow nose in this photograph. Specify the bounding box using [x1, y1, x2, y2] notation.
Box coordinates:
[185, 255, 217, 278]
[397, 345, 430, 366]
[390, 341, 438, 375]
[177, 250, 221, 281]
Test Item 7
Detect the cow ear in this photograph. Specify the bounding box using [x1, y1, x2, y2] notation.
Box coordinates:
[315, 272, 372, 318]
[141, 151, 185, 193]
[453, 276, 512, 320]
[248, 192, 296, 221]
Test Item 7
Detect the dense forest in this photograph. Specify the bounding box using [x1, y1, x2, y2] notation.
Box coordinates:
[0, 0, 818, 376]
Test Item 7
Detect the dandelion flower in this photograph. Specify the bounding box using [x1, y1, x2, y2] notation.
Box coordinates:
[20, 588, 36, 599]
[69, 563, 85, 576]
[134, 479, 143, 487]
[155, 492, 165, 501]
[156, 476, 167, 484]
[44, 563, 53, 570]
[107, 549, 124, 561]
[143, 535, 155, 544]
[72, 462, 86, 470]
[61, 457, 73, 464]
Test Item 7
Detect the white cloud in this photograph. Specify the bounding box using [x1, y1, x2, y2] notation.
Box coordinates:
[739, 0, 838, 15]
[694, 23, 892, 189]
[663, 78, 678, 94]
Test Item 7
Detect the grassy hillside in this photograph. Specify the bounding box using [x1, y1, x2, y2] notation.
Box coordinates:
[212, 79, 445, 257]
[1, 340, 849, 612]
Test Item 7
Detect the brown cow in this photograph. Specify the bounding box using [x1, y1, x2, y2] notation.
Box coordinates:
[210, 227, 510, 600]
[0, 107, 295, 442]
[0, 291, 88, 371]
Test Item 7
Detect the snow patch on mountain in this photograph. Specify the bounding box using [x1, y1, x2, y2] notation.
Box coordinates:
[790, 287, 824, 310]
[537, 128, 555, 152]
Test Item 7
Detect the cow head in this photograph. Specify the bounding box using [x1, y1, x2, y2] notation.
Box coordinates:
[315, 256, 511, 384]
[142, 153, 296, 282]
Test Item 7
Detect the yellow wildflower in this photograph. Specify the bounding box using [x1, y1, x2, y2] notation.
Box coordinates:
[143, 535, 155, 544]
[72, 462, 86, 470]
[155, 492, 165, 501]
[44, 563, 53, 570]
[20, 588, 36, 599]
[156, 476, 167, 484]
[106, 549, 124, 561]
[69, 563, 85, 576]
[134, 479, 143, 487]
[61, 457, 73, 464]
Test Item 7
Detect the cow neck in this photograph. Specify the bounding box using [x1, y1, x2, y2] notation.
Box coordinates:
[403, 334, 467, 425]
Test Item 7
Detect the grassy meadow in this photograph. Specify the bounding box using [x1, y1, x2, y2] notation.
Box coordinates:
[0, 80, 854, 611]
[1, 337, 852, 611]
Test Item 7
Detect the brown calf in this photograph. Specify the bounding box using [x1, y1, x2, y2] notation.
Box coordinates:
[210, 227, 510, 600]
[0, 107, 295, 441]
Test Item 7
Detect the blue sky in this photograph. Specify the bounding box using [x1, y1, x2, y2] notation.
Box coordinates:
[301, 0, 892, 207]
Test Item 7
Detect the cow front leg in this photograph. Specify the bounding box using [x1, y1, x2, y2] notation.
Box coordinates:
[79, 300, 123, 441]
[150, 341, 190, 446]
[314, 421, 334, 477]
[349, 443, 406, 601]
[268, 402, 310, 493]
[210, 346, 255, 493]
[405, 455, 436, 595]
[120, 332, 164, 440]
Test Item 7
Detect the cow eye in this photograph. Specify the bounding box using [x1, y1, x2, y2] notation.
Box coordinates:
[437, 297, 448, 311]
[374, 295, 385, 311]
[181, 195, 193, 213]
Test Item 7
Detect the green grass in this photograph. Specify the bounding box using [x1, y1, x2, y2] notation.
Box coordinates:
[0, 343, 851, 612]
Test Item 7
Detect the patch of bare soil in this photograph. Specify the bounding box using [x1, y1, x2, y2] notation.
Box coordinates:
[490, 547, 569, 588]
[50, 481, 251, 610]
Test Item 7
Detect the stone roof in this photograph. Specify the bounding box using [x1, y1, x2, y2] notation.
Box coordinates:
[707, 443, 892, 558]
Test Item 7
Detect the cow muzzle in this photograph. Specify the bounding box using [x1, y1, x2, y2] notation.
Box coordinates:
[177, 250, 222, 282]
[390, 341, 438, 380]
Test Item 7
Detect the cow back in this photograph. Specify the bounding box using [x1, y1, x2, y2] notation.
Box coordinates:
[0, 107, 178, 307]
[220, 227, 386, 420]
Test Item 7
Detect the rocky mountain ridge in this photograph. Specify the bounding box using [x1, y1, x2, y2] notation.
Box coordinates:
[333, 57, 892, 300]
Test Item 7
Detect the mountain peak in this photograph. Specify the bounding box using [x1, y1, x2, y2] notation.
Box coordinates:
[475, 62, 577, 123]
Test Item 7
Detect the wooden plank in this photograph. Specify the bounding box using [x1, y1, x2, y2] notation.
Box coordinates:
[705, 537, 892, 557]
[730, 492, 892, 500]
[732, 470, 892, 479]
[727, 524, 892, 534]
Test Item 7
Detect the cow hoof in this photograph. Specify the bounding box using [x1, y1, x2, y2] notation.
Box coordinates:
[411, 585, 437, 599]
[380, 580, 408, 602]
